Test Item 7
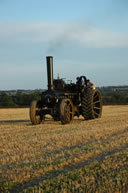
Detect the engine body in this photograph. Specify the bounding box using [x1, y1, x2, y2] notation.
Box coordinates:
[30, 56, 102, 124]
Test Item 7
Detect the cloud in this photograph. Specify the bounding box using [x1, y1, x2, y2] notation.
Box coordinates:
[0, 22, 128, 48]
[70, 27, 128, 48]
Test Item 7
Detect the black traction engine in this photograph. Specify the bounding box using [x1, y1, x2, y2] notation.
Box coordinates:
[30, 56, 102, 124]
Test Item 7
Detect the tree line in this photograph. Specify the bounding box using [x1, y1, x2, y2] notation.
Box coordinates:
[99, 86, 128, 105]
[0, 86, 128, 107]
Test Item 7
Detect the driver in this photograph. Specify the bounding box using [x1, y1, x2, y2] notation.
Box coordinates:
[87, 79, 95, 89]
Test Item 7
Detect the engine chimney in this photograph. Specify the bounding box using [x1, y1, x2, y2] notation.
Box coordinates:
[46, 56, 54, 90]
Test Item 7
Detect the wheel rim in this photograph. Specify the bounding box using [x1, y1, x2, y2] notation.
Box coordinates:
[93, 91, 102, 118]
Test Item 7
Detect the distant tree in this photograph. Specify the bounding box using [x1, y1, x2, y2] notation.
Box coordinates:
[13, 92, 41, 106]
[0, 93, 17, 107]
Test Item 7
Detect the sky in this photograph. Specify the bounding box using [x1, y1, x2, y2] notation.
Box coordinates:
[0, 0, 128, 90]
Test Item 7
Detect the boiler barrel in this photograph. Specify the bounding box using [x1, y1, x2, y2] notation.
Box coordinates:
[46, 56, 53, 90]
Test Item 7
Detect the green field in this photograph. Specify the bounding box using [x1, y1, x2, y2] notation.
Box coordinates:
[0, 106, 128, 192]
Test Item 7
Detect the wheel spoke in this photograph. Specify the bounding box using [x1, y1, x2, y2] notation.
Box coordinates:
[93, 100, 101, 104]
[93, 93, 99, 99]
[94, 111, 99, 116]
[94, 106, 100, 110]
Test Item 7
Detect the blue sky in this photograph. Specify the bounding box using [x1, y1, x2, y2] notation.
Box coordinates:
[0, 0, 128, 90]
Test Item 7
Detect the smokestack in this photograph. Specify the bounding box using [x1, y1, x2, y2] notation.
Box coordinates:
[46, 56, 53, 90]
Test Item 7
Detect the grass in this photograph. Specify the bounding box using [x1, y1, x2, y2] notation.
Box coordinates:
[0, 106, 128, 192]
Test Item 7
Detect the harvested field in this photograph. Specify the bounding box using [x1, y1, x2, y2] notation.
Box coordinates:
[0, 106, 128, 192]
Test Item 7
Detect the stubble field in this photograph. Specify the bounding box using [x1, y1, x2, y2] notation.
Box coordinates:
[0, 106, 128, 192]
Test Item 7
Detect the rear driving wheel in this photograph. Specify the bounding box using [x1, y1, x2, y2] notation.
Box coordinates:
[82, 89, 102, 120]
[60, 99, 74, 124]
[30, 100, 44, 125]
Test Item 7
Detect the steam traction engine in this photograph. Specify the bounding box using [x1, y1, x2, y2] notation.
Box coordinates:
[30, 56, 102, 124]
